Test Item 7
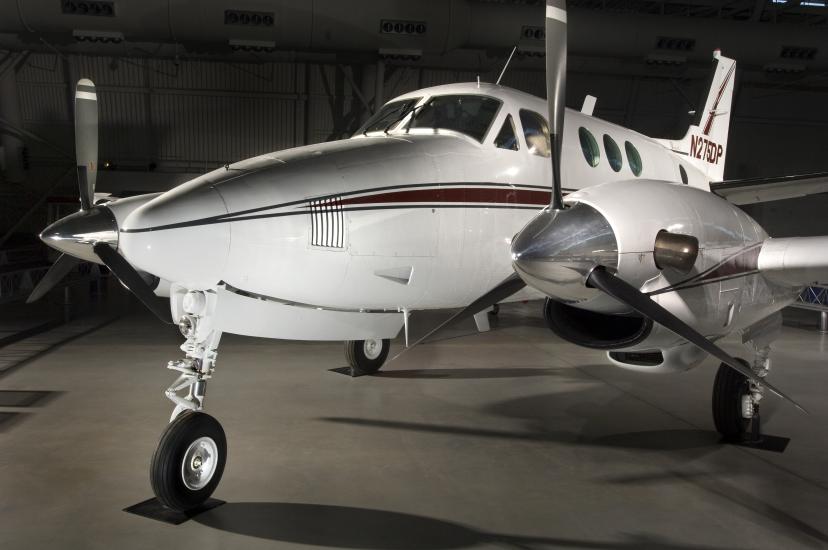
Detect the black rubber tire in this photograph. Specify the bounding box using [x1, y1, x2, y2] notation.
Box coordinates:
[712, 361, 751, 441]
[344, 339, 390, 376]
[150, 411, 227, 512]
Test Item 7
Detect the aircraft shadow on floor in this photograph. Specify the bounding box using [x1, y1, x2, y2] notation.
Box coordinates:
[320, 385, 828, 548]
[0, 390, 62, 433]
[483, 389, 723, 453]
[194, 501, 739, 550]
[320, 416, 719, 455]
[599, 468, 828, 547]
[324, 376, 724, 455]
[374, 367, 566, 380]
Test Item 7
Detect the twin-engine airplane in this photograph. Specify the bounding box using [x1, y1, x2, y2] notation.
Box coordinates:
[28, 0, 828, 513]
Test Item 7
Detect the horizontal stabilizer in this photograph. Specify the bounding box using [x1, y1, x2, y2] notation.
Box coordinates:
[711, 172, 828, 205]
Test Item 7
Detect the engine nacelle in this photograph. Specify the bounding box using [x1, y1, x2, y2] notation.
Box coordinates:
[512, 179, 774, 342]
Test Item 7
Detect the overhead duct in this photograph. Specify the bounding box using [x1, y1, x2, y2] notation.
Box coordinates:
[1, 1, 827, 70]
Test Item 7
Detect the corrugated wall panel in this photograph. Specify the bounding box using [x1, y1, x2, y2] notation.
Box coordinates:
[16, 53, 66, 83]
[74, 55, 146, 87]
[19, 84, 68, 122]
[501, 70, 545, 97]
[12, 53, 564, 168]
[98, 91, 150, 162]
[309, 64, 345, 96]
[150, 93, 295, 163]
[383, 66, 421, 99]
[149, 59, 296, 93]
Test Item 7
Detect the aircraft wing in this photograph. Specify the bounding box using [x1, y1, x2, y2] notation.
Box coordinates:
[710, 172, 828, 205]
[759, 236, 828, 287]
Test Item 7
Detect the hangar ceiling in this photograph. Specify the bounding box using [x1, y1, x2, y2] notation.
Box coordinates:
[0, 0, 827, 73]
[2, 0, 828, 238]
[570, 0, 827, 24]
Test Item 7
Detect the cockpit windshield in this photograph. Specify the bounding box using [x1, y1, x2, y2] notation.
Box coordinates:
[406, 95, 501, 142]
[355, 97, 422, 135]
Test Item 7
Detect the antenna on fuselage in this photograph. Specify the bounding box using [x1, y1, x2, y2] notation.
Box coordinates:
[496, 45, 518, 86]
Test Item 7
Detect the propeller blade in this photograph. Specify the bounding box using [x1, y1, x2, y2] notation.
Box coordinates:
[545, 0, 567, 210]
[393, 273, 526, 360]
[74, 79, 98, 210]
[92, 243, 172, 324]
[26, 254, 81, 304]
[586, 266, 807, 413]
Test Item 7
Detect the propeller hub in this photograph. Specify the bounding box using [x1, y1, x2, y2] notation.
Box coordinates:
[511, 203, 618, 304]
[40, 206, 118, 263]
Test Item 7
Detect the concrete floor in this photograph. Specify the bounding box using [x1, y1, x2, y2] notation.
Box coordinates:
[1, 302, 828, 549]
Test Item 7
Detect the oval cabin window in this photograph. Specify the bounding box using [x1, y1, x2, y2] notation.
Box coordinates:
[603, 134, 623, 172]
[578, 127, 600, 167]
[625, 141, 643, 177]
[679, 164, 689, 185]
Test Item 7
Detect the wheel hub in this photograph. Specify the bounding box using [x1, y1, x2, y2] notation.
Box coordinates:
[363, 339, 382, 360]
[181, 436, 217, 491]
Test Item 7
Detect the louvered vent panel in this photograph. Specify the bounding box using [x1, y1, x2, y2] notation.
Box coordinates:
[309, 197, 344, 248]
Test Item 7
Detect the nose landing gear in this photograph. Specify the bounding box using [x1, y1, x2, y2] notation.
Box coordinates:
[150, 289, 228, 512]
[150, 411, 226, 512]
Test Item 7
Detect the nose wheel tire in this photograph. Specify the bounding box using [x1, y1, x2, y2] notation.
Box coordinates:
[150, 411, 227, 512]
[345, 338, 390, 376]
[712, 361, 751, 441]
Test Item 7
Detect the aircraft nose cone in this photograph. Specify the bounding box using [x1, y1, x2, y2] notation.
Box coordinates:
[40, 206, 118, 263]
[119, 184, 230, 286]
[511, 203, 618, 303]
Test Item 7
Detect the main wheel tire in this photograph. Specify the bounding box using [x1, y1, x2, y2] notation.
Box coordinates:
[712, 361, 751, 441]
[150, 411, 227, 512]
[345, 338, 390, 376]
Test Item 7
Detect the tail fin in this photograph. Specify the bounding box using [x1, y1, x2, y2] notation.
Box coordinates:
[663, 51, 736, 182]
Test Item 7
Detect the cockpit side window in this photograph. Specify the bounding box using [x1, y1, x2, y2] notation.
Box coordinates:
[407, 95, 501, 142]
[519, 110, 551, 158]
[355, 97, 422, 135]
[494, 115, 519, 151]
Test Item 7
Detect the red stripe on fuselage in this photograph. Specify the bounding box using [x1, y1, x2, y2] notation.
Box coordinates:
[338, 187, 552, 207]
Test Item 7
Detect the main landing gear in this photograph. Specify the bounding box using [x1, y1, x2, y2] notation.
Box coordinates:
[150, 290, 227, 512]
[344, 338, 390, 376]
[712, 345, 771, 444]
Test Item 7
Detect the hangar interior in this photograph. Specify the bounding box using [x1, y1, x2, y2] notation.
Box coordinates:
[2, 1, 828, 548]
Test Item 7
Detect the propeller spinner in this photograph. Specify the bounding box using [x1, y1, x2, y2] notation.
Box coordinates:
[27, 79, 171, 324]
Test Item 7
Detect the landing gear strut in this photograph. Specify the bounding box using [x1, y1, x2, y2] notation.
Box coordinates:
[151, 289, 227, 512]
[345, 338, 390, 376]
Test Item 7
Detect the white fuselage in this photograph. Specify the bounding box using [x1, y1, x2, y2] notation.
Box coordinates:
[106, 82, 796, 346]
[118, 84, 705, 306]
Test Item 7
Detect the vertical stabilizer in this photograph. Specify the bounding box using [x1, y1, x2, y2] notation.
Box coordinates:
[662, 51, 736, 182]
